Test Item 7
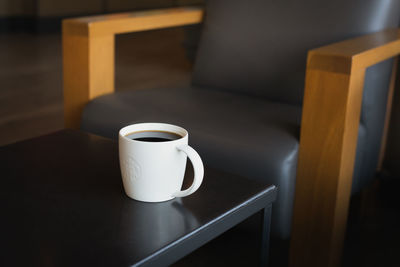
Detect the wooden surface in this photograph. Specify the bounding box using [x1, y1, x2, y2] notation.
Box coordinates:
[62, 6, 204, 129]
[308, 29, 400, 72]
[290, 28, 400, 267]
[67, 7, 204, 36]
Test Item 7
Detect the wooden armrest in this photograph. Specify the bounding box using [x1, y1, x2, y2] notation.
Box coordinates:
[63, 7, 204, 128]
[63, 6, 204, 36]
[307, 28, 400, 73]
[291, 28, 400, 267]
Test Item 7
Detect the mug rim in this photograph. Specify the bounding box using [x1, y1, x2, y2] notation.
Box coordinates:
[119, 122, 188, 144]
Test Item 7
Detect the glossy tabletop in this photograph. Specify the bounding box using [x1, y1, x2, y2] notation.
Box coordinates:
[0, 129, 276, 267]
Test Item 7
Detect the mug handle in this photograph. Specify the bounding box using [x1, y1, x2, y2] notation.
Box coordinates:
[173, 144, 204, 198]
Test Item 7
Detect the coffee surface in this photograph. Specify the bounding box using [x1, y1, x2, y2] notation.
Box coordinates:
[133, 137, 173, 142]
[125, 130, 182, 142]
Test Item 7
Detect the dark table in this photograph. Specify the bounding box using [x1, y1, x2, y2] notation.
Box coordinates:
[0, 129, 277, 267]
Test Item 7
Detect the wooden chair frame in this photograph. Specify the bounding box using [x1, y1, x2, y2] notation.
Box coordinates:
[62, 6, 400, 267]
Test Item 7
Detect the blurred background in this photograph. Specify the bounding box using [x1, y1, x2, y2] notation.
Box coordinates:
[0, 0, 399, 176]
[0, 0, 202, 143]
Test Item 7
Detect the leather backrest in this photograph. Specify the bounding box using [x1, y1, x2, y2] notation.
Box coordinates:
[192, 0, 400, 105]
[192, 0, 400, 191]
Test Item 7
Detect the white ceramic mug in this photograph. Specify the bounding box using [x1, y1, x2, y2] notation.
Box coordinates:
[119, 123, 204, 202]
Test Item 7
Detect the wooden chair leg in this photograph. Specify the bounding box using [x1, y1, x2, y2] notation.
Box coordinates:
[290, 68, 366, 267]
[63, 22, 115, 129]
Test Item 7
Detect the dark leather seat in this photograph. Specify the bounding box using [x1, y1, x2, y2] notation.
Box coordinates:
[82, 85, 369, 239]
[81, 0, 400, 240]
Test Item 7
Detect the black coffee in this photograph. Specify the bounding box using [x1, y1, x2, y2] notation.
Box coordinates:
[134, 137, 173, 142]
[125, 130, 182, 142]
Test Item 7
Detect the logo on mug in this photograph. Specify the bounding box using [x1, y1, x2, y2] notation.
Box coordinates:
[122, 155, 141, 182]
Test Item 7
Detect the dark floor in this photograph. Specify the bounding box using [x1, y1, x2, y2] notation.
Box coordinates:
[342, 176, 400, 267]
[1, 31, 399, 266]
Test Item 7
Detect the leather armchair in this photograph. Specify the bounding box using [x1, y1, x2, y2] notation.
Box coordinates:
[62, 1, 400, 266]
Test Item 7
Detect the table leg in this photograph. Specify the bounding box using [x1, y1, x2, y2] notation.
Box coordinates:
[260, 205, 272, 267]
